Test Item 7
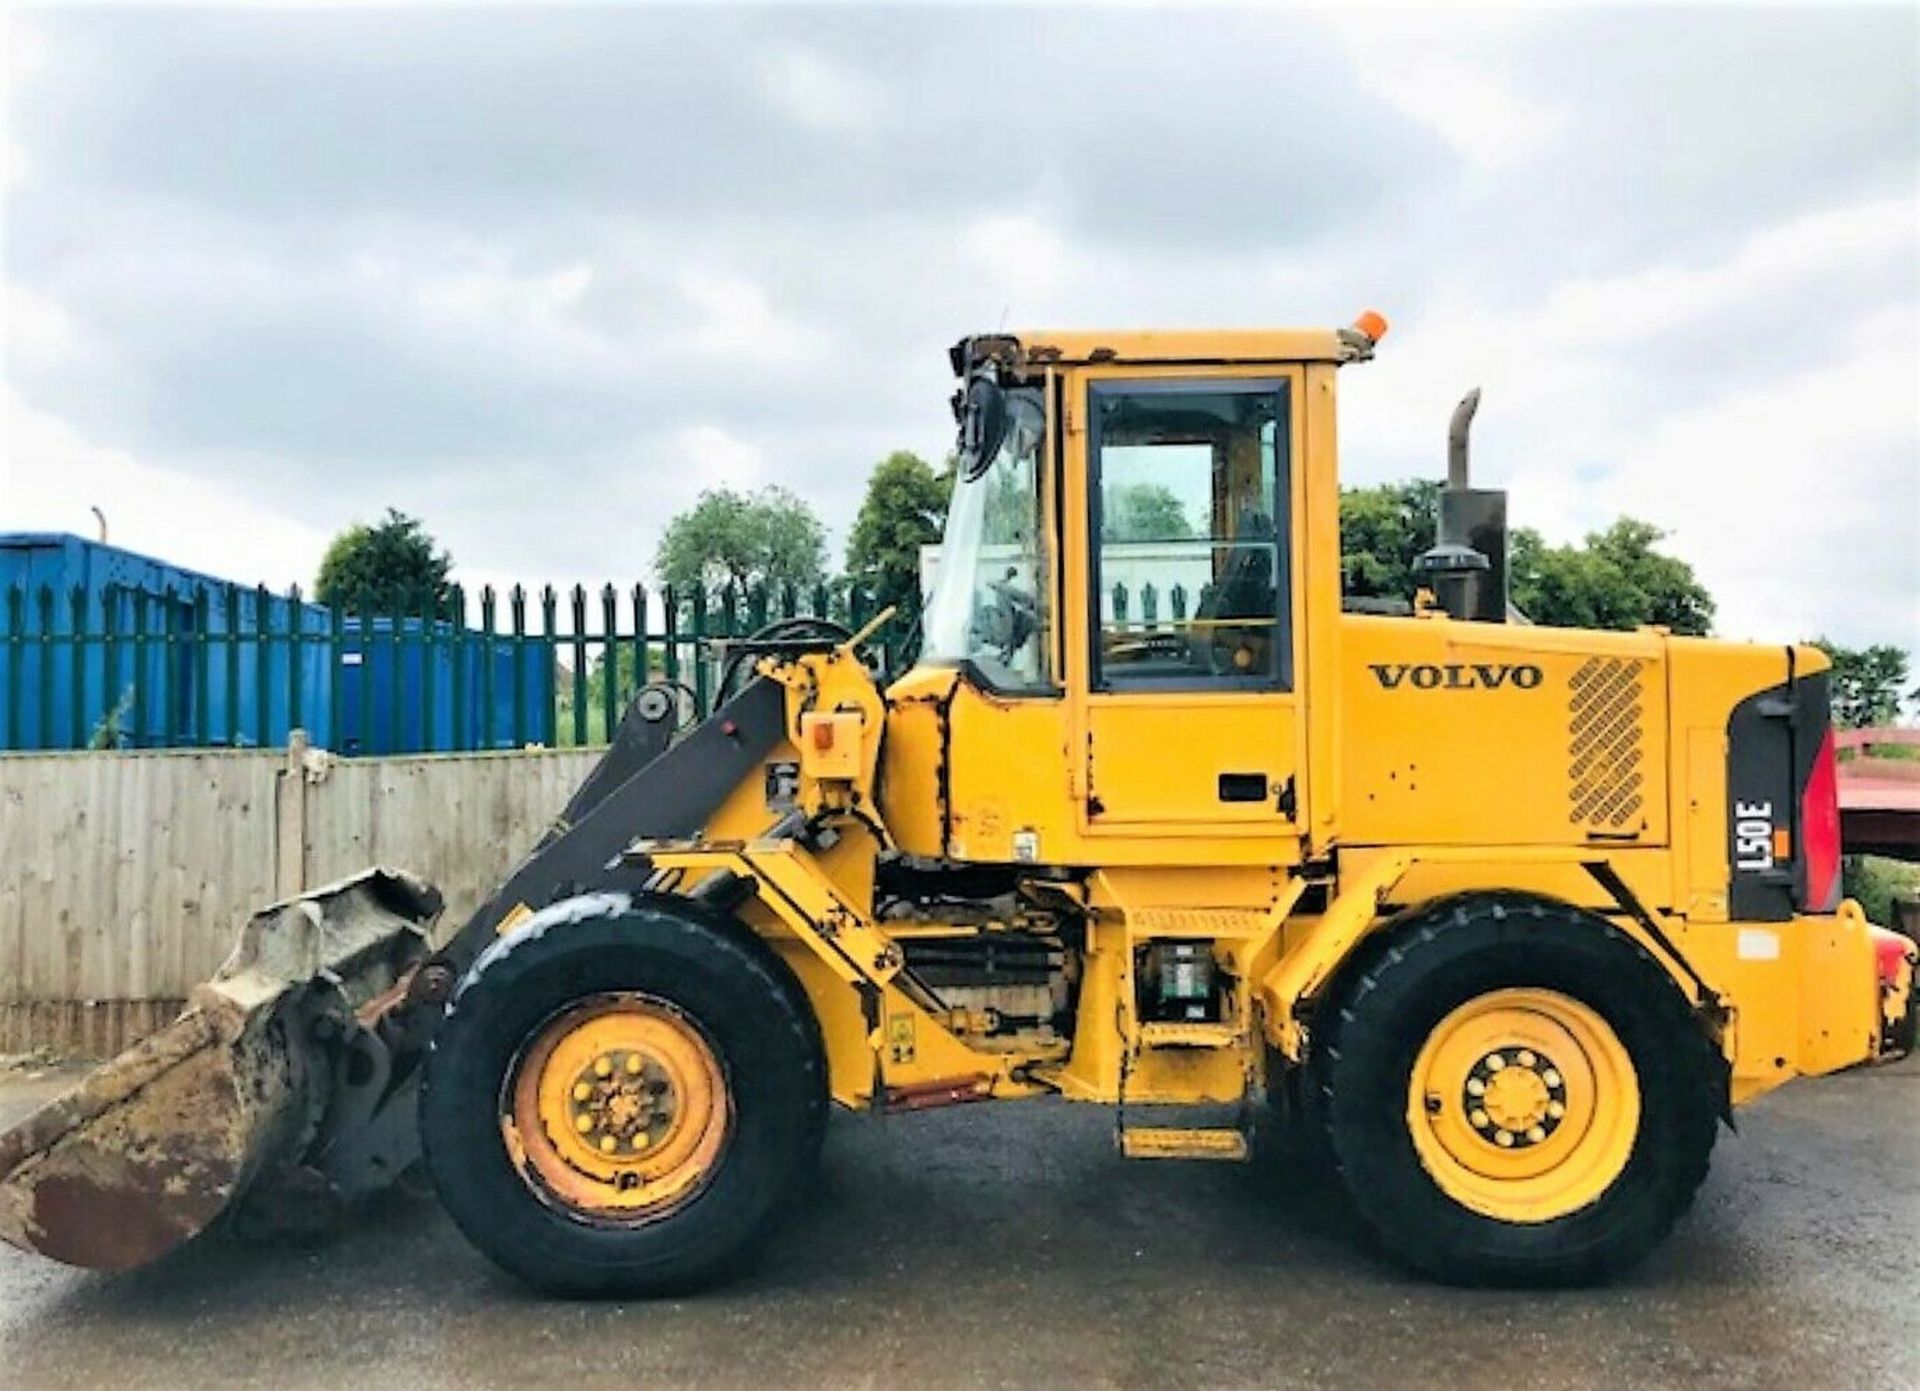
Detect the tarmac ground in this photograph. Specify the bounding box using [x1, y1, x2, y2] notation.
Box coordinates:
[0, 1054, 1914, 1390]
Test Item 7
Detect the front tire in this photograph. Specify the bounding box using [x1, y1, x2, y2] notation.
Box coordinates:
[420, 894, 826, 1297]
[1317, 894, 1719, 1286]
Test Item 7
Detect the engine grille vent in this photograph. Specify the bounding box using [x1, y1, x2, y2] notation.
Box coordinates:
[1568, 657, 1647, 829]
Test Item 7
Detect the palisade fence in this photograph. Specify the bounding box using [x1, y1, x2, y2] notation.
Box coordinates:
[0, 579, 921, 755]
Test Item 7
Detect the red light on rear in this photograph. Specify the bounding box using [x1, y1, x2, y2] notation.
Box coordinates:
[1801, 728, 1841, 912]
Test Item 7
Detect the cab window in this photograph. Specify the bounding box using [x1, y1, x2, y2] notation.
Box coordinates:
[1089, 381, 1291, 691]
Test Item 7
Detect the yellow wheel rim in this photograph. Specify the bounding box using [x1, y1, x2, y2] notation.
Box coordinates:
[1406, 988, 1639, 1224]
[503, 994, 730, 1220]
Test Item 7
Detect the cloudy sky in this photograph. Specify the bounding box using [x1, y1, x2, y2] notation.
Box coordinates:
[3, 3, 1915, 651]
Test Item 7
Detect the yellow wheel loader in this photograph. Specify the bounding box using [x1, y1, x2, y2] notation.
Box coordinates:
[3, 316, 1913, 1293]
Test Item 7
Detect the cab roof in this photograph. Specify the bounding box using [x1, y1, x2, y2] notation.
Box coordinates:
[1010, 325, 1376, 368]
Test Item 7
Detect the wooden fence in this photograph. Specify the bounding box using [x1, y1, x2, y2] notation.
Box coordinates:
[0, 740, 601, 1056]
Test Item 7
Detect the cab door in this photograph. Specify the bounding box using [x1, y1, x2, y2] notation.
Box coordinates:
[1079, 374, 1304, 837]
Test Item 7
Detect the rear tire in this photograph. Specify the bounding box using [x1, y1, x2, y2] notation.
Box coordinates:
[420, 893, 826, 1297]
[1317, 893, 1719, 1286]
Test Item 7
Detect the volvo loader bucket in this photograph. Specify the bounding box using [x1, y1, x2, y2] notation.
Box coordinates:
[0, 868, 440, 1270]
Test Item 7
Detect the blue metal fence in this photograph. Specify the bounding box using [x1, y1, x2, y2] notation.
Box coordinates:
[1, 575, 913, 754]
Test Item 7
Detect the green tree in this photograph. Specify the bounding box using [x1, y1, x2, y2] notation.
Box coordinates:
[1510, 521, 1717, 634]
[315, 509, 453, 615]
[845, 451, 952, 614]
[1545, 518, 1714, 635]
[1336, 482, 1713, 635]
[1843, 854, 1920, 926]
[1103, 483, 1198, 542]
[1510, 522, 1715, 634]
[1338, 479, 1441, 598]
[654, 486, 827, 595]
[1809, 638, 1911, 728]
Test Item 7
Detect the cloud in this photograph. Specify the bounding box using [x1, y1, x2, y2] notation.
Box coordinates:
[1, 3, 1913, 658]
[1327, 11, 1570, 174]
[679, 270, 820, 362]
[1602, 308, 1918, 648]
[1, 385, 331, 589]
[961, 214, 1076, 307]
[669, 424, 766, 494]
[755, 46, 884, 133]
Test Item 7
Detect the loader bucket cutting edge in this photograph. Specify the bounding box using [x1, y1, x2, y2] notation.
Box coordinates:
[0, 868, 441, 1272]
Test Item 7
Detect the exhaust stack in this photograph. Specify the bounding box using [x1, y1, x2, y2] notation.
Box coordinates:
[1416, 388, 1509, 622]
[1448, 387, 1480, 489]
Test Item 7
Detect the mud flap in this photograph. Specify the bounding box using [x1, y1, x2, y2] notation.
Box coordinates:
[0, 869, 440, 1271]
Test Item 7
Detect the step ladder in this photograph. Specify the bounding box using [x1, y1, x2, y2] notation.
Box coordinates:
[1119, 1124, 1249, 1161]
[1116, 1012, 1252, 1162]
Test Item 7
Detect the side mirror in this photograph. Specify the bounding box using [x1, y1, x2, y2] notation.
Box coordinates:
[957, 375, 1009, 481]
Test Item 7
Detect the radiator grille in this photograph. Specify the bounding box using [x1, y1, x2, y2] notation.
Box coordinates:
[1567, 657, 1647, 829]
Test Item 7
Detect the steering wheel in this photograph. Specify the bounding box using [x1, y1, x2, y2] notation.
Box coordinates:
[1202, 623, 1267, 678]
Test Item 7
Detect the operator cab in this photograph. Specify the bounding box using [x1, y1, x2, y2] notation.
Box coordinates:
[894, 321, 1384, 862]
[925, 341, 1297, 693]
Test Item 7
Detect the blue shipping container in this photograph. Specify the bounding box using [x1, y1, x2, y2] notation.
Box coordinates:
[0, 533, 331, 750]
[334, 616, 554, 755]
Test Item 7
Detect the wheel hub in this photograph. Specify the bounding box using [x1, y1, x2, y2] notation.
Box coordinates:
[1406, 988, 1641, 1224]
[504, 994, 731, 1219]
[1464, 1048, 1566, 1149]
[567, 1051, 679, 1157]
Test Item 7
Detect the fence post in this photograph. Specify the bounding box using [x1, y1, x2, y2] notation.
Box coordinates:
[480, 586, 498, 750]
[384, 597, 402, 756]
[222, 582, 240, 746]
[275, 727, 312, 898]
[449, 585, 468, 753]
[569, 585, 588, 747]
[35, 588, 55, 749]
[66, 586, 85, 750]
[419, 590, 436, 753]
[4, 587, 21, 750]
[288, 584, 305, 738]
[662, 585, 680, 689]
[690, 587, 710, 714]
[631, 584, 649, 700]
[190, 586, 209, 747]
[251, 585, 272, 749]
[599, 584, 619, 743]
[511, 586, 529, 746]
[129, 588, 150, 748]
[159, 584, 180, 744]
